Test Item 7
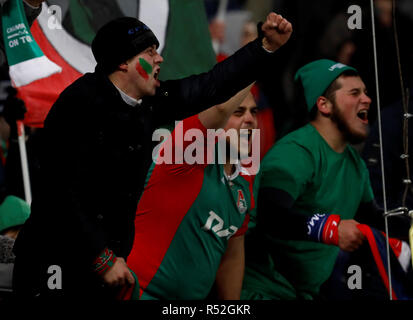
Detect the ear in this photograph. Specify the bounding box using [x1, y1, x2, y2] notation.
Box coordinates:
[118, 62, 129, 72]
[316, 96, 332, 117]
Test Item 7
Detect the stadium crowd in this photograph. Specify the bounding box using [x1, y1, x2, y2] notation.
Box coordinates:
[1, 0, 413, 301]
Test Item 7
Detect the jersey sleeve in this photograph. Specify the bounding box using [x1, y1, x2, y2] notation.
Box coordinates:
[259, 142, 315, 201]
[232, 214, 250, 237]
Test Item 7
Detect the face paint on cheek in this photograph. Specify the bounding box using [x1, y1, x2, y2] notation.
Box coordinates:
[136, 58, 153, 80]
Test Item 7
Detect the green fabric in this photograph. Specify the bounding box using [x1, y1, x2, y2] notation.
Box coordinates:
[61, 1, 215, 80]
[1, 0, 44, 65]
[159, 0, 216, 80]
[68, 0, 96, 44]
[141, 163, 251, 300]
[294, 59, 357, 111]
[128, 270, 140, 300]
[243, 124, 374, 299]
[0, 195, 30, 233]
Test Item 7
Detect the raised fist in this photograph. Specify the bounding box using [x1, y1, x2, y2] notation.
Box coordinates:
[261, 12, 293, 52]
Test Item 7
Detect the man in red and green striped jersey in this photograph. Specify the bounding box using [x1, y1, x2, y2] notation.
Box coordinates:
[127, 88, 259, 300]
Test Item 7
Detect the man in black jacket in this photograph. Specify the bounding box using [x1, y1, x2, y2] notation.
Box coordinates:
[12, 14, 292, 298]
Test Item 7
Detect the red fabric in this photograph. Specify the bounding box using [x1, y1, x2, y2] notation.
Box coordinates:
[216, 53, 228, 63]
[127, 115, 208, 299]
[357, 224, 398, 299]
[386, 234, 402, 258]
[322, 214, 340, 246]
[92, 247, 117, 276]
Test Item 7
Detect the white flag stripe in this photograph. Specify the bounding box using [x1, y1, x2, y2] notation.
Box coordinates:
[139, 0, 169, 54]
[9, 55, 61, 87]
[37, 2, 96, 74]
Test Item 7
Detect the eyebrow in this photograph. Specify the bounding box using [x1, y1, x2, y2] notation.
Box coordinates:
[235, 106, 258, 114]
[238, 105, 258, 109]
[348, 87, 367, 93]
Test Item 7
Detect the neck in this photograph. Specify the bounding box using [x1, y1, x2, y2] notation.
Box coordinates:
[224, 162, 235, 177]
[3, 228, 19, 240]
[108, 72, 142, 100]
[310, 117, 347, 153]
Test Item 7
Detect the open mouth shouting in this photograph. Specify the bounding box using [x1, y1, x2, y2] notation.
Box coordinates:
[357, 109, 369, 124]
[153, 67, 161, 86]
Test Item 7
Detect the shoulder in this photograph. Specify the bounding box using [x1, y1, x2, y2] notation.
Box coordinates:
[263, 125, 316, 166]
[347, 145, 370, 174]
[46, 72, 116, 125]
[59, 72, 101, 100]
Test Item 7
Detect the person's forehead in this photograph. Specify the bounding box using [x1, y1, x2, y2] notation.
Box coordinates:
[337, 76, 365, 90]
[240, 93, 257, 107]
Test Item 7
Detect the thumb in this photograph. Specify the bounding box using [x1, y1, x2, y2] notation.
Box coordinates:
[126, 269, 135, 285]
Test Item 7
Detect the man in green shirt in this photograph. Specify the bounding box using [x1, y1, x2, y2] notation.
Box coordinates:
[242, 59, 377, 300]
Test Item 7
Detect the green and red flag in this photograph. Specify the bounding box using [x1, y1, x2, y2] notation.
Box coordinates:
[1, 0, 62, 88]
[9, 0, 216, 127]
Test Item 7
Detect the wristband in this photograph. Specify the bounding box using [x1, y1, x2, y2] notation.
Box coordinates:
[307, 213, 341, 246]
[322, 214, 341, 246]
[93, 247, 117, 275]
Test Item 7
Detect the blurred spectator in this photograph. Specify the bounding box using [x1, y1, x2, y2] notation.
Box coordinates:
[351, 0, 413, 115]
[240, 20, 258, 47]
[319, 13, 356, 65]
[0, 195, 30, 295]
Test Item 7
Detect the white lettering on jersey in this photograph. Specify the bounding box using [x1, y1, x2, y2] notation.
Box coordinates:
[202, 211, 239, 239]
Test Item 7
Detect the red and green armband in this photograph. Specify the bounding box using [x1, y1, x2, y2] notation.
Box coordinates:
[306, 213, 341, 246]
[93, 247, 117, 275]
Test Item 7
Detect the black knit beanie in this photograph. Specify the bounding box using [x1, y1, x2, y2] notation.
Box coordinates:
[92, 17, 160, 75]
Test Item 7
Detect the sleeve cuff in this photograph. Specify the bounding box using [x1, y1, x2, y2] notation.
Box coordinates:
[92, 247, 117, 275]
[307, 213, 341, 246]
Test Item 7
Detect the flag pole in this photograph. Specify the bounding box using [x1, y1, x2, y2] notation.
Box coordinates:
[17, 120, 31, 205]
[369, 0, 392, 300]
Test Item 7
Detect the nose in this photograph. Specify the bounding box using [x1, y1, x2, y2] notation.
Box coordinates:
[155, 52, 164, 64]
[361, 92, 372, 106]
[243, 110, 256, 128]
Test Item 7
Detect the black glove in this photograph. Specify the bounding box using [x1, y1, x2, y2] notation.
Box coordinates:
[3, 87, 26, 139]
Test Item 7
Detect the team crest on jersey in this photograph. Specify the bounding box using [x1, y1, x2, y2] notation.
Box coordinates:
[237, 190, 247, 214]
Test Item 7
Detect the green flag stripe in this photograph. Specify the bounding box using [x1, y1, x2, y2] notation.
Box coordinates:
[2, 0, 44, 65]
[159, 0, 216, 80]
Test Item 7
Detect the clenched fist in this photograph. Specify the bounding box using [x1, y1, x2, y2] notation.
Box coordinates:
[261, 12, 293, 52]
[337, 219, 365, 252]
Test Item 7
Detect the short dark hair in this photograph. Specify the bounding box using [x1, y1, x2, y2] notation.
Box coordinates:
[307, 69, 359, 121]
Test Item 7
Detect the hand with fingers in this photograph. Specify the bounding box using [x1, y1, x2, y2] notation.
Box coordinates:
[337, 219, 365, 252]
[261, 12, 293, 52]
[102, 257, 135, 288]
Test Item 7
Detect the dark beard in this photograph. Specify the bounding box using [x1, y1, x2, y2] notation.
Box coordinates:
[330, 102, 369, 145]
